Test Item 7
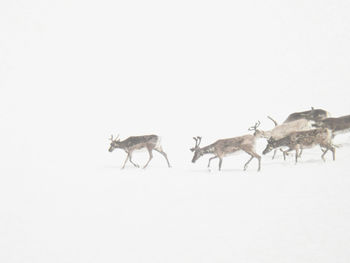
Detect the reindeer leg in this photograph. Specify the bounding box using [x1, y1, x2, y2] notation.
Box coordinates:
[242, 147, 261, 172]
[128, 153, 139, 168]
[321, 148, 328, 162]
[294, 145, 303, 164]
[244, 156, 254, 171]
[121, 153, 130, 169]
[320, 143, 328, 161]
[282, 148, 293, 161]
[320, 143, 331, 162]
[331, 146, 336, 161]
[272, 149, 277, 160]
[298, 149, 303, 158]
[154, 148, 171, 168]
[218, 157, 223, 171]
[280, 148, 289, 160]
[283, 150, 287, 161]
[143, 147, 153, 169]
[208, 156, 218, 169]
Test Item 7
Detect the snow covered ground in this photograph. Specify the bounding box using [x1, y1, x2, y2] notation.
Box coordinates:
[1, 0, 350, 262]
[1, 135, 350, 263]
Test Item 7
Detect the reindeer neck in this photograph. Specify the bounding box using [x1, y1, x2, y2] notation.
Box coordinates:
[200, 144, 216, 154]
[115, 140, 129, 149]
[274, 136, 291, 148]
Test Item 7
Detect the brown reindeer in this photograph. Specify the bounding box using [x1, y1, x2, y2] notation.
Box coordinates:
[313, 115, 350, 137]
[190, 128, 262, 172]
[108, 134, 171, 169]
[262, 128, 335, 163]
[249, 118, 314, 159]
[262, 107, 329, 159]
[283, 107, 330, 123]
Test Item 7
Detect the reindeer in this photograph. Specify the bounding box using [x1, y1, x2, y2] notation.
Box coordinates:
[313, 115, 350, 137]
[190, 128, 262, 172]
[249, 118, 314, 159]
[262, 128, 335, 163]
[108, 134, 171, 169]
[250, 118, 313, 140]
[263, 107, 328, 158]
[283, 107, 330, 123]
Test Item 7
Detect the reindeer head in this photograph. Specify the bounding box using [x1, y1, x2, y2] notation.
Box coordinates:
[108, 134, 120, 152]
[262, 138, 278, 155]
[248, 121, 264, 137]
[190, 136, 203, 163]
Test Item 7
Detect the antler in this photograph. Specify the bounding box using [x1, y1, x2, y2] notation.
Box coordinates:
[248, 121, 261, 131]
[192, 136, 202, 147]
[196, 136, 202, 147]
[267, 116, 278, 127]
[190, 136, 202, 151]
[110, 134, 120, 141]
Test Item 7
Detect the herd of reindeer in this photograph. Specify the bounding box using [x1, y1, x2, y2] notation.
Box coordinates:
[108, 107, 350, 171]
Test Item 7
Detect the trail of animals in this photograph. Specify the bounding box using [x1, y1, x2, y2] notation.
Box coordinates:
[108, 108, 350, 171]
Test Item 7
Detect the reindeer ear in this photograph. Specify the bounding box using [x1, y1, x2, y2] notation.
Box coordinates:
[190, 148, 195, 152]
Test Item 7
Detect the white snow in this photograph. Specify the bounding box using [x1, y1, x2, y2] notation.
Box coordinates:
[1, 0, 350, 262]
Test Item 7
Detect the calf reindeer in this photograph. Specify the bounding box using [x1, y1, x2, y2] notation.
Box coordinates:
[313, 115, 350, 137]
[262, 128, 335, 163]
[108, 134, 171, 169]
[190, 131, 261, 172]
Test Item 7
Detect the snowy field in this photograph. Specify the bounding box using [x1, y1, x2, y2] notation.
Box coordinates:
[1, 0, 350, 262]
[1, 135, 350, 263]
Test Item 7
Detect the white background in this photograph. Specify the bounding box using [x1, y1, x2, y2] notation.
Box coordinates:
[1, 0, 350, 262]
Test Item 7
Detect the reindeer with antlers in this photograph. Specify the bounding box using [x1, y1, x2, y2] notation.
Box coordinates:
[108, 134, 171, 169]
[247, 107, 328, 160]
[249, 118, 314, 160]
[190, 127, 262, 172]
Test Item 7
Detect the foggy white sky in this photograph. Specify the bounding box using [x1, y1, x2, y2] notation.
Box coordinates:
[1, 0, 350, 165]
